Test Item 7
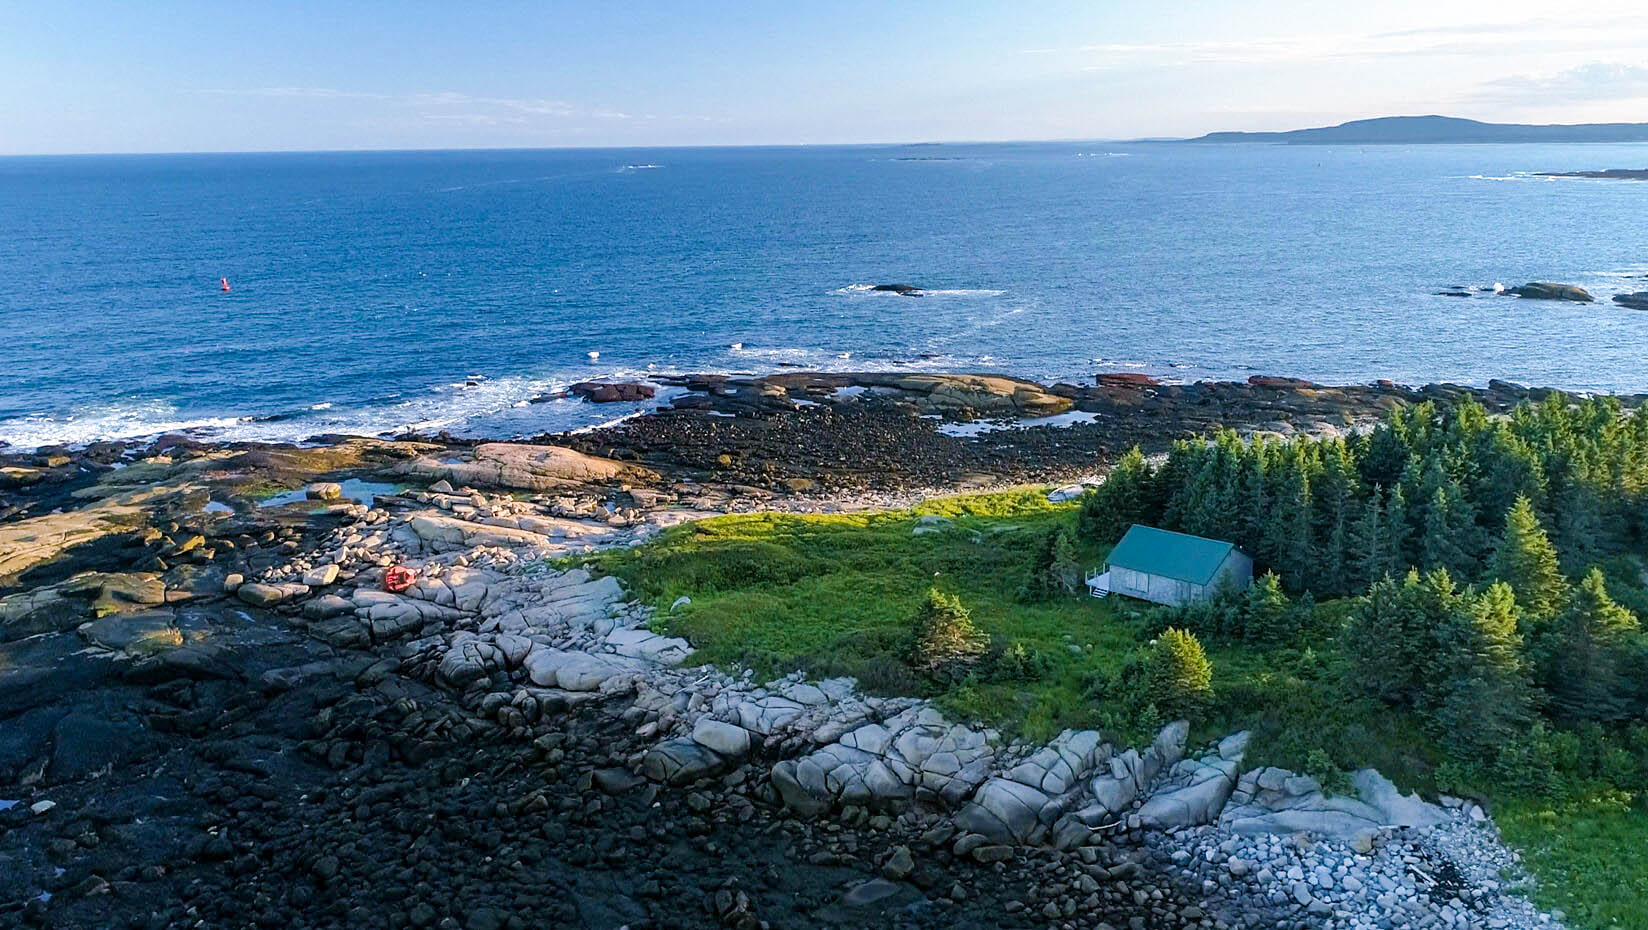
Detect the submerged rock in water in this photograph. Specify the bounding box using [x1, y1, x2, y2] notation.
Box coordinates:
[1613, 291, 1648, 310]
[1505, 282, 1594, 302]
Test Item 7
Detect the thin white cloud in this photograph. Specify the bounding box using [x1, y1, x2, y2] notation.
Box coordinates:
[201, 88, 631, 122]
[203, 86, 392, 99]
[1371, 12, 1648, 40]
[1076, 13, 1648, 71]
[1472, 62, 1648, 104]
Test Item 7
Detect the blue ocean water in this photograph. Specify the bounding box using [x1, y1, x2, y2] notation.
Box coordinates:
[2, 142, 1646, 449]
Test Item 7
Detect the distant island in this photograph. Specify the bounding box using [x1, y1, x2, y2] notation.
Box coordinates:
[1187, 114, 1648, 144]
[1536, 168, 1648, 180]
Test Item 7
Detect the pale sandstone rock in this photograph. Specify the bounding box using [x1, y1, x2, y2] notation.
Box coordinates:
[402, 443, 648, 492]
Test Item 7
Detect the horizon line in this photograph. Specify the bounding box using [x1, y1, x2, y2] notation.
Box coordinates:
[12, 114, 1648, 158]
[0, 136, 1169, 159]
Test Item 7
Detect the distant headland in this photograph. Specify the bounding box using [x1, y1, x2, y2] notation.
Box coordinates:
[1536, 168, 1648, 180]
[1185, 114, 1648, 144]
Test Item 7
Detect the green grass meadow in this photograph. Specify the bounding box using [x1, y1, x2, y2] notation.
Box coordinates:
[579, 488, 1645, 928]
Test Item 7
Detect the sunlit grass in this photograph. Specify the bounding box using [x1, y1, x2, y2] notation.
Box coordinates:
[1498, 791, 1648, 930]
[586, 489, 1136, 741]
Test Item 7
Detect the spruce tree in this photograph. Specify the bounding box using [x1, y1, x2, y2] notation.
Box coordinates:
[1489, 496, 1569, 622]
[1345, 571, 1429, 705]
[1383, 484, 1414, 576]
[1549, 461, 1609, 572]
[1540, 569, 1641, 722]
[1350, 485, 1388, 589]
[1429, 582, 1534, 764]
[1241, 571, 1295, 645]
[1163, 442, 1213, 536]
[1361, 411, 1415, 491]
[1018, 528, 1080, 601]
[1473, 424, 1545, 527]
[912, 589, 989, 676]
[1311, 439, 1358, 594]
[1234, 443, 1272, 555]
[1260, 446, 1315, 588]
[1418, 482, 1479, 580]
[1078, 447, 1152, 544]
[1148, 628, 1214, 717]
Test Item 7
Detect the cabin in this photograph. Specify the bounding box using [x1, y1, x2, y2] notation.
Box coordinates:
[1087, 525, 1252, 607]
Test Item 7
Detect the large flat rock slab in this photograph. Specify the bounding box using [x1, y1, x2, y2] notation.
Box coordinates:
[402, 443, 650, 492]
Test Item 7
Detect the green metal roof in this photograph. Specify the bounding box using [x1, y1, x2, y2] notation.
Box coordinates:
[1106, 525, 1239, 586]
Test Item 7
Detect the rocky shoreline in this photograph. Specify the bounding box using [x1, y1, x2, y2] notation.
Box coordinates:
[0, 373, 1596, 929]
[552, 372, 1590, 494]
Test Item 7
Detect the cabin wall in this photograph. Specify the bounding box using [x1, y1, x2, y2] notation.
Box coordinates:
[1146, 573, 1195, 607]
[1110, 566, 1152, 600]
[1109, 549, 1253, 607]
[1211, 551, 1254, 595]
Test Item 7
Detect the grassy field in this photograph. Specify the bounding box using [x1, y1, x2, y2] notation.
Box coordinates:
[1498, 793, 1648, 930]
[588, 489, 1138, 741]
[583, 488, 1644, 928]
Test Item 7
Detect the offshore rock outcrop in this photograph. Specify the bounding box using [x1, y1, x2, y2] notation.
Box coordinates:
[1504, 282, 1594, 302]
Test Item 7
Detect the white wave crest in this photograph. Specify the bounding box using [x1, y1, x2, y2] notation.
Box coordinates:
[0, 369, 693, 451]
[0, 400, 249, 451]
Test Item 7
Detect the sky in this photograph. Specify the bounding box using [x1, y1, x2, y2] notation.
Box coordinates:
[3, 0, 1648, 154]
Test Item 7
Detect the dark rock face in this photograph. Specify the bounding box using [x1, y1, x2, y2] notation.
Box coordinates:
[1246, 376, 1318, 389]
[1613, 292, 1648, 310]
[570, 381, 658, 403]
[1506, 282, 1595, 302]
[869, 284, 924, 296]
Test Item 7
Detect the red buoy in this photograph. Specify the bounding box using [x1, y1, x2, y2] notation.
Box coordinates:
[383, 565, 419, 593]
[220, 277, 231, 292]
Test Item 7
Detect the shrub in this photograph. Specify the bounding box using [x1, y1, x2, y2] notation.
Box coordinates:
[990, 639, 1052, 681]
[1303, 748, 1354, 796]
[805, 627, 923, 696]
[1147, 627, 1214, 717]
[911, 589, 989, 679]
[1017, 528, 1081, 601]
